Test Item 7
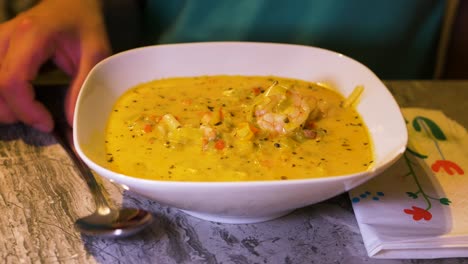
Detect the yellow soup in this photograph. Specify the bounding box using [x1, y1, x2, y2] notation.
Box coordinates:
[105, 75, 373, 181]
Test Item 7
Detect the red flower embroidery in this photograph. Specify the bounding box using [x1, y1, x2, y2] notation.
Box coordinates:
[431, 160, 464, 175]
[404, 206, 432, 221]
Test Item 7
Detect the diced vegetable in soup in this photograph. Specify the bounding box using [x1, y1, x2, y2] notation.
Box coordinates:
[105, 75, 373, 181]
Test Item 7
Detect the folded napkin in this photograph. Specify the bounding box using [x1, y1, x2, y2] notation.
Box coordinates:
[350, 108, 468, 259]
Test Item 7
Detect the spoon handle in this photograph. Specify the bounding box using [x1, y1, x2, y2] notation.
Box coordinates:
[53, 126, 112, 212]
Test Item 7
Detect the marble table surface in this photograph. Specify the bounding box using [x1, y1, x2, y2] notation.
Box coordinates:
[0, 80, 467, 264]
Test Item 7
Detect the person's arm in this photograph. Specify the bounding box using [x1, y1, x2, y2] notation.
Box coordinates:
[0, 0, 111, 131]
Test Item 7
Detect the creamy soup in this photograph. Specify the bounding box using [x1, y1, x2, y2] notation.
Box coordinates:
[105, 75, 373, 181]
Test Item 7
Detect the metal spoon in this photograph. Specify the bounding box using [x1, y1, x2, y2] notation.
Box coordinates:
[53, 126, 153, 238]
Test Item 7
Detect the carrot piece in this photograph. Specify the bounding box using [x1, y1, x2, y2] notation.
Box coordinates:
[249, 123, 260, 134]
[214, 139, 226, 150]
[252, 87, 262, 95]
[144, 124, 153, 133]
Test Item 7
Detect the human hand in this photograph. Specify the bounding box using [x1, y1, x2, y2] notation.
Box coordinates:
[0, 0, 111, 132]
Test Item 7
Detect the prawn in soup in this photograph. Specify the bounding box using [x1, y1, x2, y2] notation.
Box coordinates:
[105, 75, 373, 181]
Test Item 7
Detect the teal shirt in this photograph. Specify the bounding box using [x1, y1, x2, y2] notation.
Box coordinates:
[143, 0, 444, 79]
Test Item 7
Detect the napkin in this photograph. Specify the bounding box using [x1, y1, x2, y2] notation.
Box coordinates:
[350, 108, 468, 259]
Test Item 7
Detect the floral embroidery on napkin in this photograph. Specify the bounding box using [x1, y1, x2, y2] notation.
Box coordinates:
[410, 115, 464, 176]
[352, 112, 465, 222]
[402, 152, 451, 221]
[349, 108, 468, 258]
[351, 191, 385, 203]
[403, 114, 463, 221]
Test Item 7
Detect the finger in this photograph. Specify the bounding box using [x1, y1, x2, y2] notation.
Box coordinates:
[0, 17, 55, 132]
[0, 96, 17, 124]
[64, 36, 111, 127]
[53, 47, 76, 77]
[0, 20, 15, 66]
[0, 21, 20, 124]
[53, 35, 81, 76]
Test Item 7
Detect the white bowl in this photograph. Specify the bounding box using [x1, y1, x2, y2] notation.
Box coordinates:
[74, 42, 407, 224]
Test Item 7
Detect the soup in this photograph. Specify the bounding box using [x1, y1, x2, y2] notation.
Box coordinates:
[105, 75, 373, 181]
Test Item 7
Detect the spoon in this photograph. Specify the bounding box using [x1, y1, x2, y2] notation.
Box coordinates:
[53, 126, 153, 238]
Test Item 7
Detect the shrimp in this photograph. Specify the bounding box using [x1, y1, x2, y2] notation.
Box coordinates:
[199, 112, 219, 150]
[253, 81, 315, 136]
[200, 124, 216, 141]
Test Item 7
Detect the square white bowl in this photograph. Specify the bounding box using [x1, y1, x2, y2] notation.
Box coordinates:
[74, 42, 407, 224]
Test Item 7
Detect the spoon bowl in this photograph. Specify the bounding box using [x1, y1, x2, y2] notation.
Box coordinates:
[74, 207, 153, 237]
[53, 126, 153, 237]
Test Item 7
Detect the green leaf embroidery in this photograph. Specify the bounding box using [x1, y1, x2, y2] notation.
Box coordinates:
[439, 198, 451, 205]
[406, 192, 418, 199]
[407, 147, 428, 159]
[412, 116, 446, 140]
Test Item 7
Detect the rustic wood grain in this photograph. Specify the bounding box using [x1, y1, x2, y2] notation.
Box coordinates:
[0, 81, 467, 264]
